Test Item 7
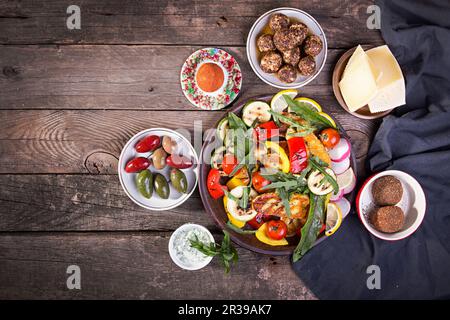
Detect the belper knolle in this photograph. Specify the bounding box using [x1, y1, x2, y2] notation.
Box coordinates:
[372, 175, 403, 205]
[370, 206, 405, 233]
[369, 175, 405, 233]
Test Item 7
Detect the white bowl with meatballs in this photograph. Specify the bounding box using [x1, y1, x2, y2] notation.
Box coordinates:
[356, 170, 427, 241]
[247, 8, 327, 89]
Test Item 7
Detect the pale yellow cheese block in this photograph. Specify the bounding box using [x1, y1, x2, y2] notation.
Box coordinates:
[366, 45, 406, 113]
[344, 45, 382, 82]
[339, 47, 379, 112]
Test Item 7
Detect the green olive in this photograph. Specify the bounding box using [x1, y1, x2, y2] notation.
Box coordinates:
[136, 170, 153, 199]
[153, 173, 170, 199]
[152, 147, 167, 170]
[170, 168, 188, 194]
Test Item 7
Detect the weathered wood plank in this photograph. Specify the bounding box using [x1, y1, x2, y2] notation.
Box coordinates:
[0, 232, 316, 299]
[0, 174, 211, 232]
[0, 45, 353, 111]
[0, 110, 376, 174]
[0, 0, 381, 47]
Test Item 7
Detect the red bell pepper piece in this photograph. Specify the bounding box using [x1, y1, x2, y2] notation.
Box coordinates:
[287, 137, 308, 173]
[207, 168, 227, 199]
[254, 121, 280, 140]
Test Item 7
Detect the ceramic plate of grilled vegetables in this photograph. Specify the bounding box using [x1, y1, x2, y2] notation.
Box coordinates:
[199, 90, 357, 258]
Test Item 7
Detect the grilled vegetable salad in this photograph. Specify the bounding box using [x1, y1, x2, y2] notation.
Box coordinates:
[206, 90, 356, 262]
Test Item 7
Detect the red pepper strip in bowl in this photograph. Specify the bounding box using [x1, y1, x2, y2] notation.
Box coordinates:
[287, 137, 308, 174]
[254, 121, 280, 141]
[207, 168, 228, 199]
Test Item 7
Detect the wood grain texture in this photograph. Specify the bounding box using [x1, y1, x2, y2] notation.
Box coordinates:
[0, 109, 376, 174]
[0, 45, 350, 111]
[0, 232, 316, 299]
[0, 174, 211, 232]
[0, 0, 381, 47]
[0, 0, 383, 300]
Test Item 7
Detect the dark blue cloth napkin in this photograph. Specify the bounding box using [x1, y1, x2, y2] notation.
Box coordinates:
[292, 0, 450, 299]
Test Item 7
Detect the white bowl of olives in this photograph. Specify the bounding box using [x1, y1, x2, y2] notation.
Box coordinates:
[246, 7, 327, 89]
[118, 128, 199, 211]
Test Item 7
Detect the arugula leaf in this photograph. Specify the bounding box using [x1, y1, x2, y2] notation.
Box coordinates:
[277, 187, 291, 217]
[239, 187, 249, 209]
[309, 157, 339, 194]
[224, 190, 240, 203]
[261, 180, 298, 190]
[234, 128, 246, 162]
[269, 110, 315, 133]
[226, 221, 257, 234]
[189, 230, 238, 273]
[293, 195, 326, 262]
[284, 95, 335, 129]
[228, 112, 247, 130]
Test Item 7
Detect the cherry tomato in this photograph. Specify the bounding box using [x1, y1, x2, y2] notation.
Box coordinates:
[125, 157, 151, 173]
[319, 128, 341, 149]
[207, 168, 227, 199]
[266, 220, 288, 240]
[252, 171, 271, 193]
[222, 154, 238, 175]
[166, 154, 193, 169]
[135, 135, 161, 153]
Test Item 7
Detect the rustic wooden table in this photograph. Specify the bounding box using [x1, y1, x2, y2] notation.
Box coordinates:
[0, 0, 382, 299]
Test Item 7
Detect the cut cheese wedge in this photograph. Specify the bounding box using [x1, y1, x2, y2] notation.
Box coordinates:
[366, 45, 406, 113]
[344, 45, 382, 82]
[339, 47, 379, 112]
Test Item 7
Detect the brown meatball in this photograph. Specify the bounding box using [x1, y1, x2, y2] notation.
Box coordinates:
[372, 175, 403, 205]
[289, 22, 308, 46]
[277, 64, 297, 83]
[290, 22, 308, 33]
[370, 206, 405, 233]
[298, 55, 316, 76]
[273, 29, 298, 52]
[282, 47, 301, 66]
[260, 51, 283, 73]
[303, 35, 323, 56]
[269, 13, 290, 32]
[257, 34, 276, 53]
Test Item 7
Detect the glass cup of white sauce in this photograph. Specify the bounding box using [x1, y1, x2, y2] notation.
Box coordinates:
[169, 223, 215, 270]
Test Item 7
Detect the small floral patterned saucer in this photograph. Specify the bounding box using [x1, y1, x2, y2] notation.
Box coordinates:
[180, 48, 242, 110]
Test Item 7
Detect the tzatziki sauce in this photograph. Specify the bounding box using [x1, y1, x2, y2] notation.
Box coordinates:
[169, 224, 214, 270]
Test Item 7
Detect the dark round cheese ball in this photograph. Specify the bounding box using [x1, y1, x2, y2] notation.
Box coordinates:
[289, 22, 308, 46]
[370, 206, 405, 233]
[273, 29, 298, 52]
[277, 64, 297, 83]
[257, 34, 276, 53]
[298, 55, 316, 76]
[281, 46, 301, 66]
[372, 175, 403, 205]
[260, 51, 283, 73]
[269, 13, 290, 32]
[303, 35, 323, 56]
